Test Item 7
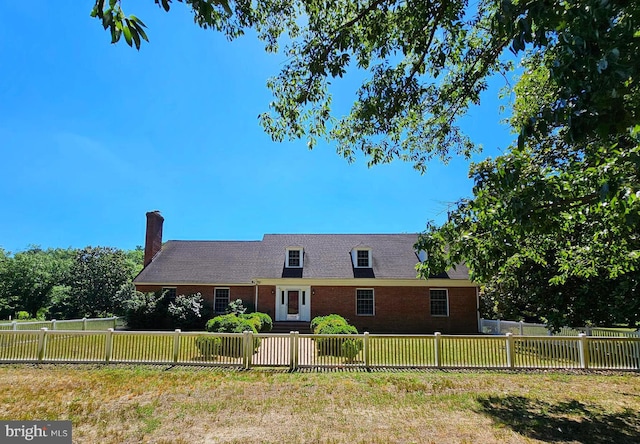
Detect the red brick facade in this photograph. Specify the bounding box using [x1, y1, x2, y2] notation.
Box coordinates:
[135, 284, 478, 334]
[306, 285, 478, 334]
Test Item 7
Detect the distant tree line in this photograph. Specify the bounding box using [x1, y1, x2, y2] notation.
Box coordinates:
[0, 246, 144, 320]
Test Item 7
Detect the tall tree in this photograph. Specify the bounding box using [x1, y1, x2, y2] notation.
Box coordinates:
[415, 0, 640, 328]
[126, 246, 145, 276]
[0, 248, 74, 319]
[0, 248, 11, 318]
[63, 246, 138, 318]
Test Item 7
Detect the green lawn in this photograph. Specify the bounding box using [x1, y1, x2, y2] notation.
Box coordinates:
[0, 365, 638, 443]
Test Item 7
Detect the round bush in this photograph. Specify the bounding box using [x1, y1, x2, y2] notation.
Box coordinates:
[206, 314, 242, 333]
[315, 321, 360, 357]
[16, 311, 31, 321]
[239, 314, 263, 333]
[244, 312, 273, 332]
[204, 313, 263, 357]
[341, 338, 364, 362]
[310, 314, 348, 333]
[232, 320, 258, 334]
[195, 336, 221, 359]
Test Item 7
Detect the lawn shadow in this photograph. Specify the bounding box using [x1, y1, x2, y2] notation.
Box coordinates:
[477, 395, 640, 443]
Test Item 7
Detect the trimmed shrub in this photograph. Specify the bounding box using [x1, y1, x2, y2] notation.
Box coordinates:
[16, 311, 31, 321]
[312, 315, 361, 358]
[310, 314, 348, 333]
[241, 312, 273, 333]
[253, 312, 273, 332]
[195, 335, 221, 359]
[205, 314, 241, 333]
[239, 314, 262, 333]
[232, 319, 258, 334]
[204, 313, 264, 357]
[341, 338, 364, 362]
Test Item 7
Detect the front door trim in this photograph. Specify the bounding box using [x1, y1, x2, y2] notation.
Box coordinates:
[275, 285, 311, 322]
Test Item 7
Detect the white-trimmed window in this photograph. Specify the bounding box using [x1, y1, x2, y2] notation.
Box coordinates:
[214, 288, 230, 314]
[356, 289, 375, 316]
[430, 289, 449, 317]
[162, 287, 177, 301]
[352, 248, 372, 268]
[286, 248, 303, 268]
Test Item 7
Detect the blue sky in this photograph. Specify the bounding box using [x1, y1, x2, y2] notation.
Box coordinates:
[0, 1, 514, 253]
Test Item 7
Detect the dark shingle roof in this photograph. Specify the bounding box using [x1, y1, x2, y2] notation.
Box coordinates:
[134, 234, 470, 284]
[257, 234, 422, 279]
[134, 241, 261, 284]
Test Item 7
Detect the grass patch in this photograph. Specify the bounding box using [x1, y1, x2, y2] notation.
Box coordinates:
[0, 365, 638, 443]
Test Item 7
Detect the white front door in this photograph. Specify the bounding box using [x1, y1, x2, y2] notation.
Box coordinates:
[275, 286, 311, 321]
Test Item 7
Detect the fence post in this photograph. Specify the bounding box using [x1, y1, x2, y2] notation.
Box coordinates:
[82, 318, 87, 331]
[289, 331, 296, 371]
[519, 321, 524, 336]
[105, 328, 113, 363]
[363, 332, 370, 370]
[506, 333, 515, 368]
[496, 319, 501, 334]
[578, 333, 589, 369]
[37, 328, 48, 362]
[243, 331, 253, 370]
[434, 332, 441, 368]
[113, 317, 118, 330]
[173, 329, 181, 363]
[293, 332, 299, 371]
[51, 319, 57, 331]
[585, 326, 592, 336]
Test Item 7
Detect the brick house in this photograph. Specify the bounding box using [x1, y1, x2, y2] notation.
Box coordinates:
[134, 211, 479, 334]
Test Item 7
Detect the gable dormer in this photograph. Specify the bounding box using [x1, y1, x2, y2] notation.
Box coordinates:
[351, 247, 372, 268]
[286, 247, 304, 268]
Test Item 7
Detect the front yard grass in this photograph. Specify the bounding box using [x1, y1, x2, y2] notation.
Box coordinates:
[0, 365, 638, 443]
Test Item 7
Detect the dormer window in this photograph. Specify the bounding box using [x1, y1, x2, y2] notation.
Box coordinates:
[416, 250, 427, 262]
[352, 248, 372, 268]
[286, 248, 303, 268]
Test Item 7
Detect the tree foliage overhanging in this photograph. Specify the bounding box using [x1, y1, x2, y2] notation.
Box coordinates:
[93, 0, 640, 328]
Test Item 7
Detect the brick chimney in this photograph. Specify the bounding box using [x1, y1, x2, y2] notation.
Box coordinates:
[144, 210, 164, 267]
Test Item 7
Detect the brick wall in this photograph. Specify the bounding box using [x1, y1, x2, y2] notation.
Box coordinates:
[135, 283, 478, 334]
[310, 285, 478, 334]
[256, 285, 276, 319]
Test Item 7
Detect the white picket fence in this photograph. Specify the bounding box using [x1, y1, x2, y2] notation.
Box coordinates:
[0, 317, 120, 332]
[0, 328, 638, 371]
[479, 318, 640, 338]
